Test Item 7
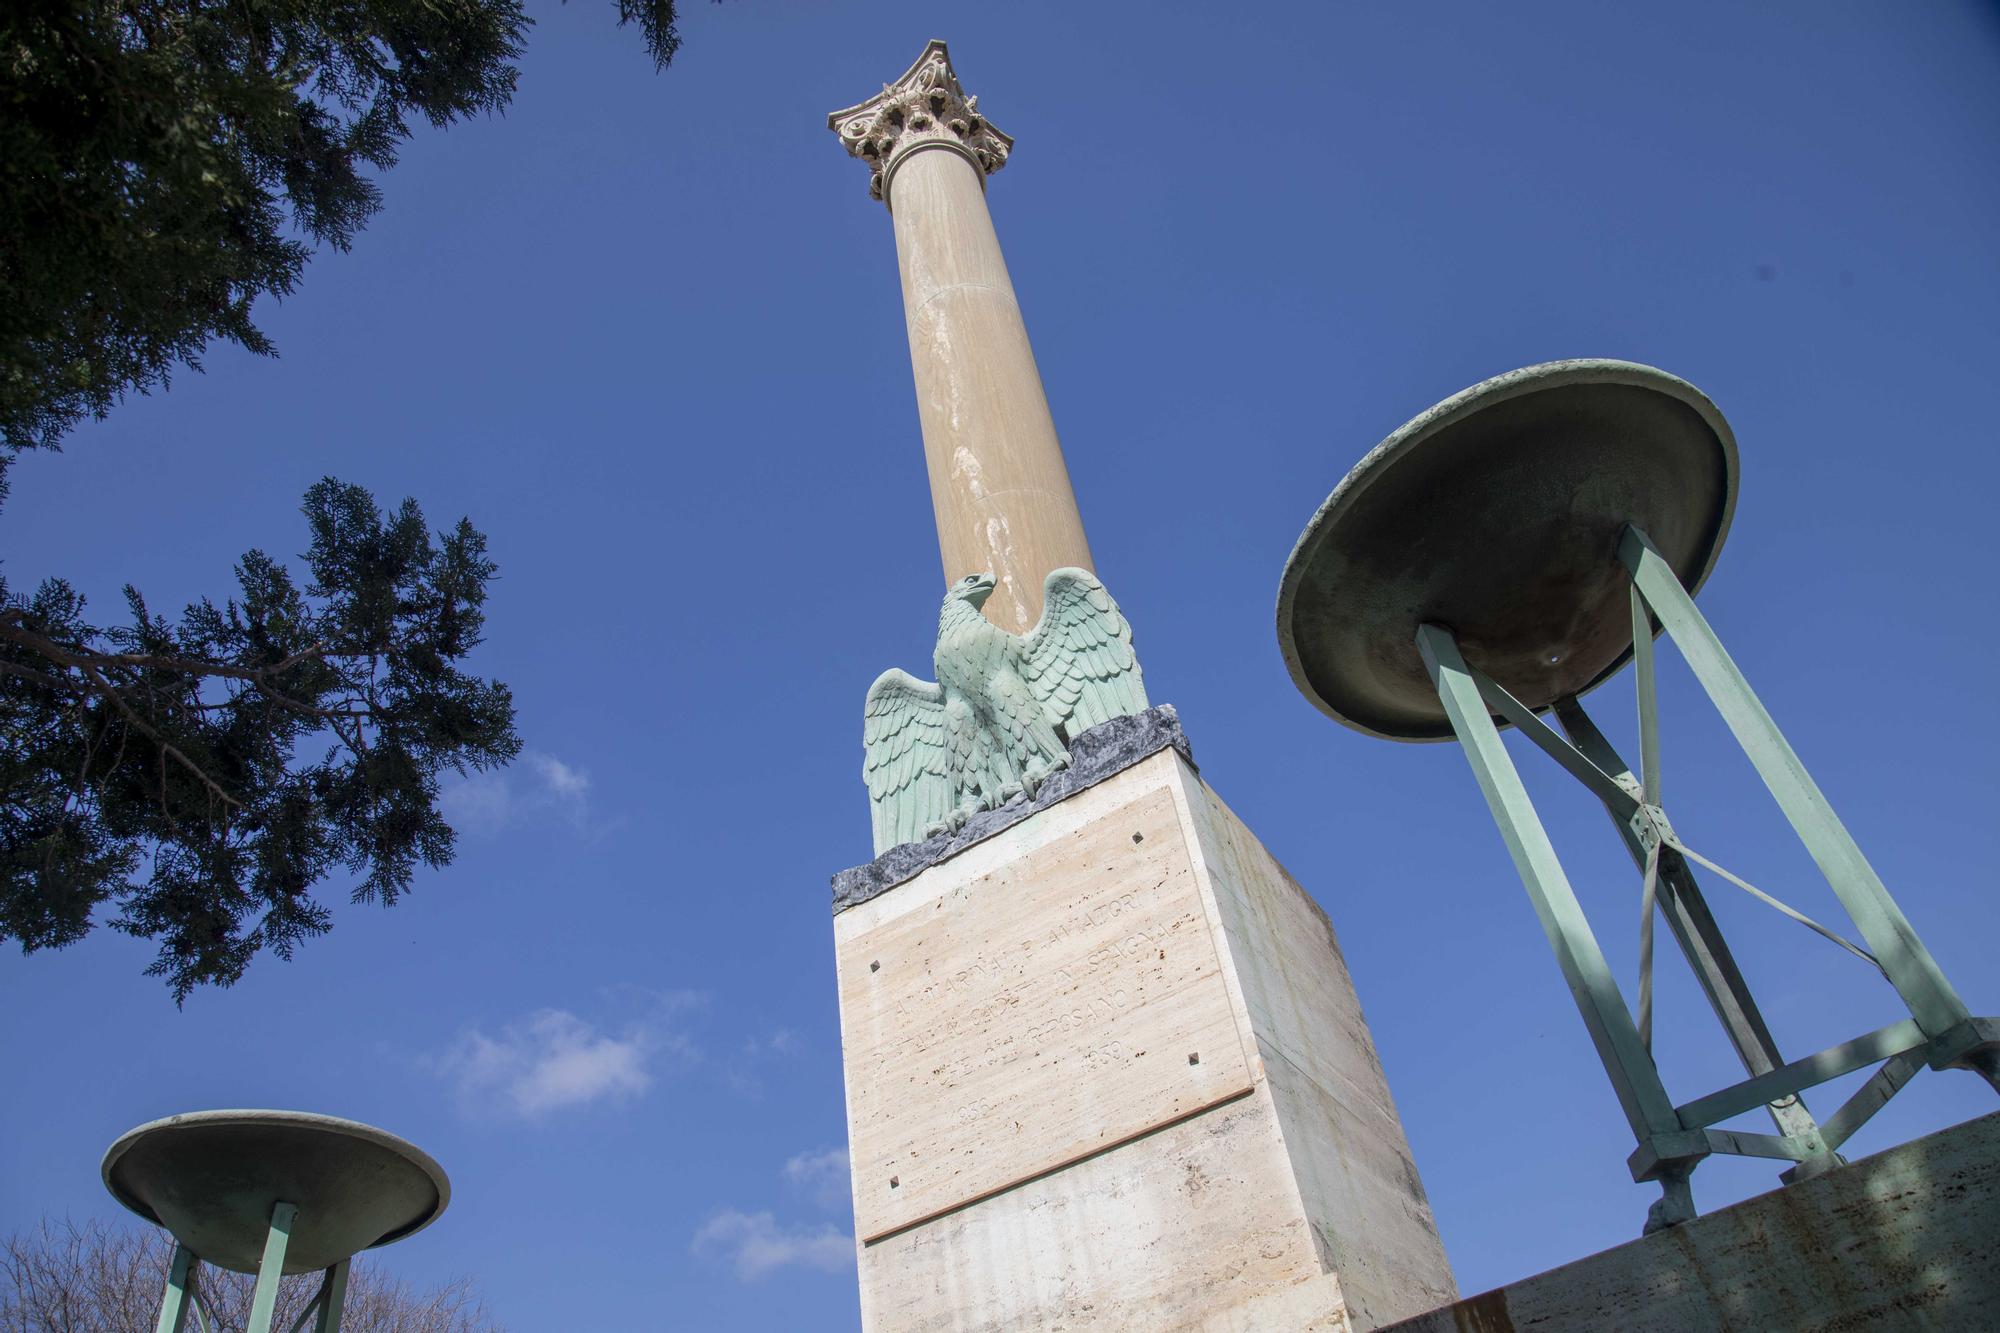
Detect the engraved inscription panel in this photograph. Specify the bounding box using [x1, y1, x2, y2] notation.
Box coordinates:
[839, 784, 1253, 1241]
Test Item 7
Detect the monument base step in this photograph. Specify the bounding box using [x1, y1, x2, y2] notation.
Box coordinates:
[1383, 1109, 2000, 1333]
[831, 716, 1454, 1330]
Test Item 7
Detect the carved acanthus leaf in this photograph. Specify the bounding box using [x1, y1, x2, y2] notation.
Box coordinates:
[827, 40, 1014, 203]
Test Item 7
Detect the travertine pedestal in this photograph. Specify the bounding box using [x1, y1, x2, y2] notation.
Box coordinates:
[832, 737, 1456, 1331]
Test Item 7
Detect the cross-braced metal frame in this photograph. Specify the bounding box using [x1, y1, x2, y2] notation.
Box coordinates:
[153, 1202, 351, 1333]
[1417, 523, 1999, 1230]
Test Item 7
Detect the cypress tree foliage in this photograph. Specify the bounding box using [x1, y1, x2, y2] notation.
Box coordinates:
[0, 0, 689, 449]
[0, 480, 521, 1000]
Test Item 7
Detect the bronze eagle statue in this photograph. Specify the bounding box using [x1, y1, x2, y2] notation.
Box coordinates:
[862, 568, 1149, 854]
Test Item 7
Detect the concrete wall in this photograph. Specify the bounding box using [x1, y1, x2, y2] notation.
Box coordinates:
[1383, 1110, 2000, 1332]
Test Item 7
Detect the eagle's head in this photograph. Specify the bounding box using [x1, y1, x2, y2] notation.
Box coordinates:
[949, 572, 997, 608]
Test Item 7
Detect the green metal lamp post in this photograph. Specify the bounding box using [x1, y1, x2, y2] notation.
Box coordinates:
[1276, 359, 1998, 1231]
[102, 1109, 451, 1333]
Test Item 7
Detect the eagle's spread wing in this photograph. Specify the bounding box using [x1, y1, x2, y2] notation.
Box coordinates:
[863, 669, 953, 854]
[1022, 568, 1149, 738]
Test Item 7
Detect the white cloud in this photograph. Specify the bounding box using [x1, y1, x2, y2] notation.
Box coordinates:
[690, 1210, 854, 1281]
[433, 1002, 697, 1120]
[435, 768, 515, 835]
[531, 752, 590, 800]
[783, 1148, 851, 1212]
[440, 749, 593, 837]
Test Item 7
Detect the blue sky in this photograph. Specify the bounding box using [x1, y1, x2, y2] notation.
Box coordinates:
[5, 2, 1999, 1328]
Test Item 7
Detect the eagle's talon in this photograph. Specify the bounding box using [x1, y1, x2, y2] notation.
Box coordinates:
[1020, 752, 1068, 800]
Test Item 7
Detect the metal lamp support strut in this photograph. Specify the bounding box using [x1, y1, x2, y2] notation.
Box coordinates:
[154, 1202, 351, 1333]
[1417, 522, 1999, 1231]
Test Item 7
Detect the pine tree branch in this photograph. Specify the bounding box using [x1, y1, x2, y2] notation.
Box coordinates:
[0, 619, 328, 685]
[71, 659, 244, 813]
[0, 658, 75, 692]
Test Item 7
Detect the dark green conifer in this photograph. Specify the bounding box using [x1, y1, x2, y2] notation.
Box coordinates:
[2, 481, 522, 999]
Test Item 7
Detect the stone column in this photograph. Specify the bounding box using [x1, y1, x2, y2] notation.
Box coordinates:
[824, 45, 1459, 1333]
[829, 40, 1093, 634]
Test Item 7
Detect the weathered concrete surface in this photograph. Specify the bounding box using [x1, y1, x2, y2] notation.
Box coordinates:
[1382, 1110, 2000, 1333]
[833, 747, 1455, 1330]
[833, 705, 1194, 913]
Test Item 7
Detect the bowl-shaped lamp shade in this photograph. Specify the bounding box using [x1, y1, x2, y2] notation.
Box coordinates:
[1277, 359, 1738, 741]
[102, 1110, 449, 1275]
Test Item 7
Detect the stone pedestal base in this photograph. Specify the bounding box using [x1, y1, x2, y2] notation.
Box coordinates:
[831, 728, 1455, 1331]
[1382, 1110, 2000, 1332]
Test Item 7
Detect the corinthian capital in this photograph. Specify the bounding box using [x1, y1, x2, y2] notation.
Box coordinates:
[827, 40, 1014, 204]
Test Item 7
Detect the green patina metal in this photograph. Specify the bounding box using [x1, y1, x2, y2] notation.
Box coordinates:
[155, 1242, 195, 1333]
[1550, 698, 1837, 1172]
[1279, 360, 1997, 1231]
[310, 1259, 352, 1333]
[103, 1109, 447, 1333]
[1417, 623, 1703, 1229]
[245, 1203, 297, 1333]
[862, 567, 1148, 854]
[1416, 526, 1998, 1228]
[154, 1228, 350, 1333]
[1618, 526, 1976, 1038]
